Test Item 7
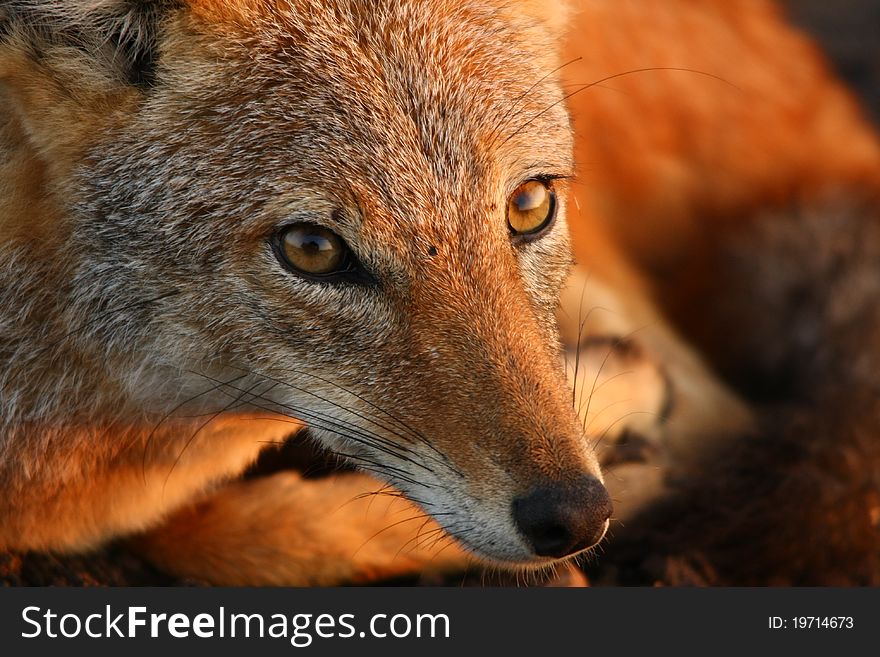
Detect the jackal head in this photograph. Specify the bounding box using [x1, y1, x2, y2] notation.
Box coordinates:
[0, 0, 610, 565]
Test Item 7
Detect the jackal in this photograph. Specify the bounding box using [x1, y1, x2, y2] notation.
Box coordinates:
[1, 0, 877, 585]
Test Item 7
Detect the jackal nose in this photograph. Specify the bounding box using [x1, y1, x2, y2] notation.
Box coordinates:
[512, 476, 612, 558]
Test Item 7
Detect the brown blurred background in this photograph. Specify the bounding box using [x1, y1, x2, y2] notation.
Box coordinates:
[784, 0, 880, 124]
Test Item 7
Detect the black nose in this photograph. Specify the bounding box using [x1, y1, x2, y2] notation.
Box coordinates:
[512, 476, 612, 558]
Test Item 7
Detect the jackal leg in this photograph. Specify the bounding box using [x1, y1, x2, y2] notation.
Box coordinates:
[133, 471, 473, 586]
[559, 267, 753, 522]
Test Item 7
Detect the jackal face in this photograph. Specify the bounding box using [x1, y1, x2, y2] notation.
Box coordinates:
[1, 0, 609, 564]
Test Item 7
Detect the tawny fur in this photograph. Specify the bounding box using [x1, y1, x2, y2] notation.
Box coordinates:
[561, 0, 880, 378]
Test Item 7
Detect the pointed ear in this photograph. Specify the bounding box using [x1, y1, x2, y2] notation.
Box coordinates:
[0, 1, 168, 171]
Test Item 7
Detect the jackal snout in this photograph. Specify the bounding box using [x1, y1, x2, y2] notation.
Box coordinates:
[404, 271, 611, 562]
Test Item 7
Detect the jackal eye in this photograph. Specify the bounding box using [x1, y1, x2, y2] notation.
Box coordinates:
[507, 179, 556, 240]
[273, 222, 353, 278]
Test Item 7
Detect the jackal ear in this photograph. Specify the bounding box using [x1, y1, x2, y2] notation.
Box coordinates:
[0, 1, 171, 168]
[0, 1, 172, 87]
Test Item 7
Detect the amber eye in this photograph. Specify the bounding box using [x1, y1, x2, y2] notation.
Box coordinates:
[507, 179, 556, 237]
[277, 222, 349, 276]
